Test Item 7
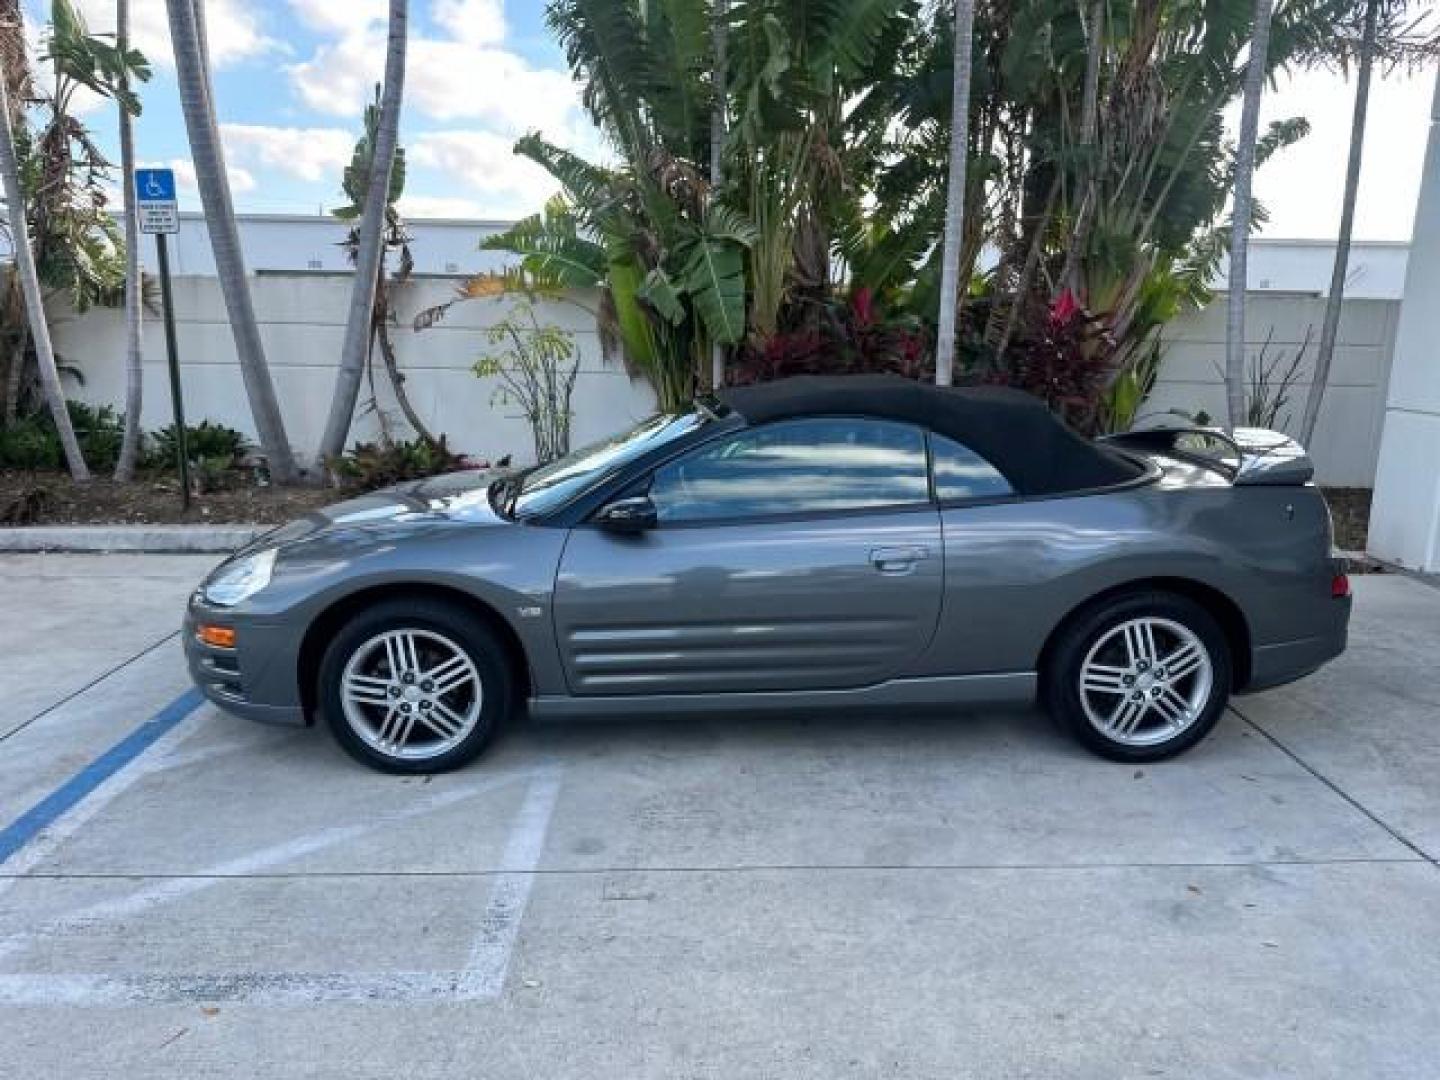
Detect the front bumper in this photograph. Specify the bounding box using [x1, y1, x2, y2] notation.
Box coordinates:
[183, 596, 308, 727]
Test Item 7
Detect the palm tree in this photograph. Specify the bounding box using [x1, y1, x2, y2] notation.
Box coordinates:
[1300, 1, 1440, 444]
[934, 0, 977, 387]
[708, 0, 728, 389]
[114, 0, 143, 480]
[164, 0, 297, 482]
[0, 41, 88, 479]
[318, 0, 407, 465]
[1225, 0, 1276, 431]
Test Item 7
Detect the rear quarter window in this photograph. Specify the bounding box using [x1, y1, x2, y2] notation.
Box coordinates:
[931, 434, 1014, 501]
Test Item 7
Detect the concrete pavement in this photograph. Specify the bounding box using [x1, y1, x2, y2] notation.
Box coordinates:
[0, 554, 1437, 1078]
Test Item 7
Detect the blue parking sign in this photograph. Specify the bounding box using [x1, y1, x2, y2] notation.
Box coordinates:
[134, 168, 179, 234]
[135, 168, 177, 202]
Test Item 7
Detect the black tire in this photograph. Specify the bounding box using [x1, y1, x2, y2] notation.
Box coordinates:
[318, 598, 512, 774]
[1042, 590, 1233, 763]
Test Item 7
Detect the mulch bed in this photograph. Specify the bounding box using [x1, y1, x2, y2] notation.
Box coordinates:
[1322, 487, 1371, 555]
[1, 470, 341, 525]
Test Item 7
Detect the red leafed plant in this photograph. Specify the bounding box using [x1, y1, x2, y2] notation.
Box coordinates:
[981, 291, 1117, 433]
[729, 289, 933, 385]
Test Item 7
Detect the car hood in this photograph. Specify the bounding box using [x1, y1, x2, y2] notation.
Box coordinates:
[249, 469, 510, 552]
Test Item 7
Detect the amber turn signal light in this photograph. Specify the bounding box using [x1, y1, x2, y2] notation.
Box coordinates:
[196, 624, 237, 649]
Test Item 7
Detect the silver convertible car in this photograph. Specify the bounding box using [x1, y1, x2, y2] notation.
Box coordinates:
[185, 375, 1351, 772]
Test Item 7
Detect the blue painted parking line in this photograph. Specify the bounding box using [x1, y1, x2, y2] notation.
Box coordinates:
[0, 688, 204, 867]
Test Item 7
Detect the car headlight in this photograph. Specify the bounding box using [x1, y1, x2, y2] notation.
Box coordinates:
[203, 548, 278, 607]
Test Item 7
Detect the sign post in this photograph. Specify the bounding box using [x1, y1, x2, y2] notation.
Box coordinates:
[134, 168, 190, 509]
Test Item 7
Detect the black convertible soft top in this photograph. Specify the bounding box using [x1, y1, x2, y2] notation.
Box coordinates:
[716, 375, 1142, 497]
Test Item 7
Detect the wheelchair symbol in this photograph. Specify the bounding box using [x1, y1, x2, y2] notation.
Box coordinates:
[144, 175, 166, 198]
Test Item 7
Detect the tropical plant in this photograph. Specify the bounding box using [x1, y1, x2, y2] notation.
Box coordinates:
[144, 418, 249, 471]
[331, 433, 472, 491]
[0, 3, 86, 478]
[163, 0, 297, 482]
[328, 84, 437, 453]
[1226, 0, 1278, 430]
[474, 301, 579, 465]
[0, 399, 125, 471]
[320, 0, 408, 462]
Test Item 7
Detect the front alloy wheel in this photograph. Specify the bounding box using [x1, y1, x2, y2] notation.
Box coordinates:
[340, 628, 483, 761]
[319, 599, 510, 773]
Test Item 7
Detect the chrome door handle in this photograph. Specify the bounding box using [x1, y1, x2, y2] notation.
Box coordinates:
[870, 546, 928, 573]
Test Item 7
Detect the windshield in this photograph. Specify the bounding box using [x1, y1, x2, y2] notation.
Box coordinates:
[507, 410, 710, 519]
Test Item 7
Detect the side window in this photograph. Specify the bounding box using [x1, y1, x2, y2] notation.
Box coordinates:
[931, 433, 1013, 502]
[649, 418, 929, 523]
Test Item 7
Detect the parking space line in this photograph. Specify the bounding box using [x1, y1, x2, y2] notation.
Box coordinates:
[0, 766, 562, 1004]
[456, 764, 564, 999]
[0, 688, 204, 868]
[0, 764, 565, 1006]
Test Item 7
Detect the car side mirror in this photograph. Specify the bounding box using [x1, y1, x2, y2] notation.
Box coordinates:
[595, 495, 657, 533]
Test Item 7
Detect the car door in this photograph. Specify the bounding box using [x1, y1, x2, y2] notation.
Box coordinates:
[551, 417, 944, 695]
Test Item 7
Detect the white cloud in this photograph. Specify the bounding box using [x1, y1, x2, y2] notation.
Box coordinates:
[289, 31, 580, 133]
[221, 124, 355, 184]
[410, 129, 559, 203]
[288, 0, 388, 35]
[432, 0, 506, 45]
[75, 0, 279, 69]
[144, 157, 257, 196]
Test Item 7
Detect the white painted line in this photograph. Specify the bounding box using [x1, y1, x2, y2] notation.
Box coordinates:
[0, 764, 563, 1006]
[0, 970, 500, 1005]
[456, 764, 564, 999]
[0, 770, 536, 966]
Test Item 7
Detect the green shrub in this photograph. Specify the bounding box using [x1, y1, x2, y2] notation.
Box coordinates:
[332, 434, 469, 491]
[0, 401, 125, 472]
[0, 416, 62, 470]
[67, 402, 125, 471]
[144, 420, 249, 471]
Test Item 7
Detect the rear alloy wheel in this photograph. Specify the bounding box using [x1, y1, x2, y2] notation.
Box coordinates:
[319, 600, 511, 773]
[1044, 592, 1232, 762]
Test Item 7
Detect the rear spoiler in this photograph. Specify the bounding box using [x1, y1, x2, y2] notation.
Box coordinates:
[1101, 426, 1314, 486]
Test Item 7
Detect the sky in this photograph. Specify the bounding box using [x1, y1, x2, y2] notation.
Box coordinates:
[30, 0, 1440, 241]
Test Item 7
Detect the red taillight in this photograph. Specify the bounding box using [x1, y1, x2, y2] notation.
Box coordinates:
[1331, 573, 1351, 599]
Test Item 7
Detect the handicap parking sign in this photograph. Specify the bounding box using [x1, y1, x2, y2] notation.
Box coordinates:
[134, 168, 179, 233]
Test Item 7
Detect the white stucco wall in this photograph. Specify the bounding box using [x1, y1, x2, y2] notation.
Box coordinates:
[53, 274, 657, 468]
[51, 269, 1395, 485]
[1149, 295, 1399, 487]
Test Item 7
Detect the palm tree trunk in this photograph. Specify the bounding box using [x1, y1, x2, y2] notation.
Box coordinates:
[1225, 0, 1275, 431]
[0, 67, 88, 479]
[165, 0, 297, 482]
[319, 0, 407, 463]
[1058, 0, 1104, 298]
[1299, 0, 1378, 446]
[935, 0, 977, 387]
[114, 0, 144, 480]
[708, 0, 727, 389]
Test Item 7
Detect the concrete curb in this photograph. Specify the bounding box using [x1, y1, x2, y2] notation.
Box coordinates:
[0, 524, 267, 554]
